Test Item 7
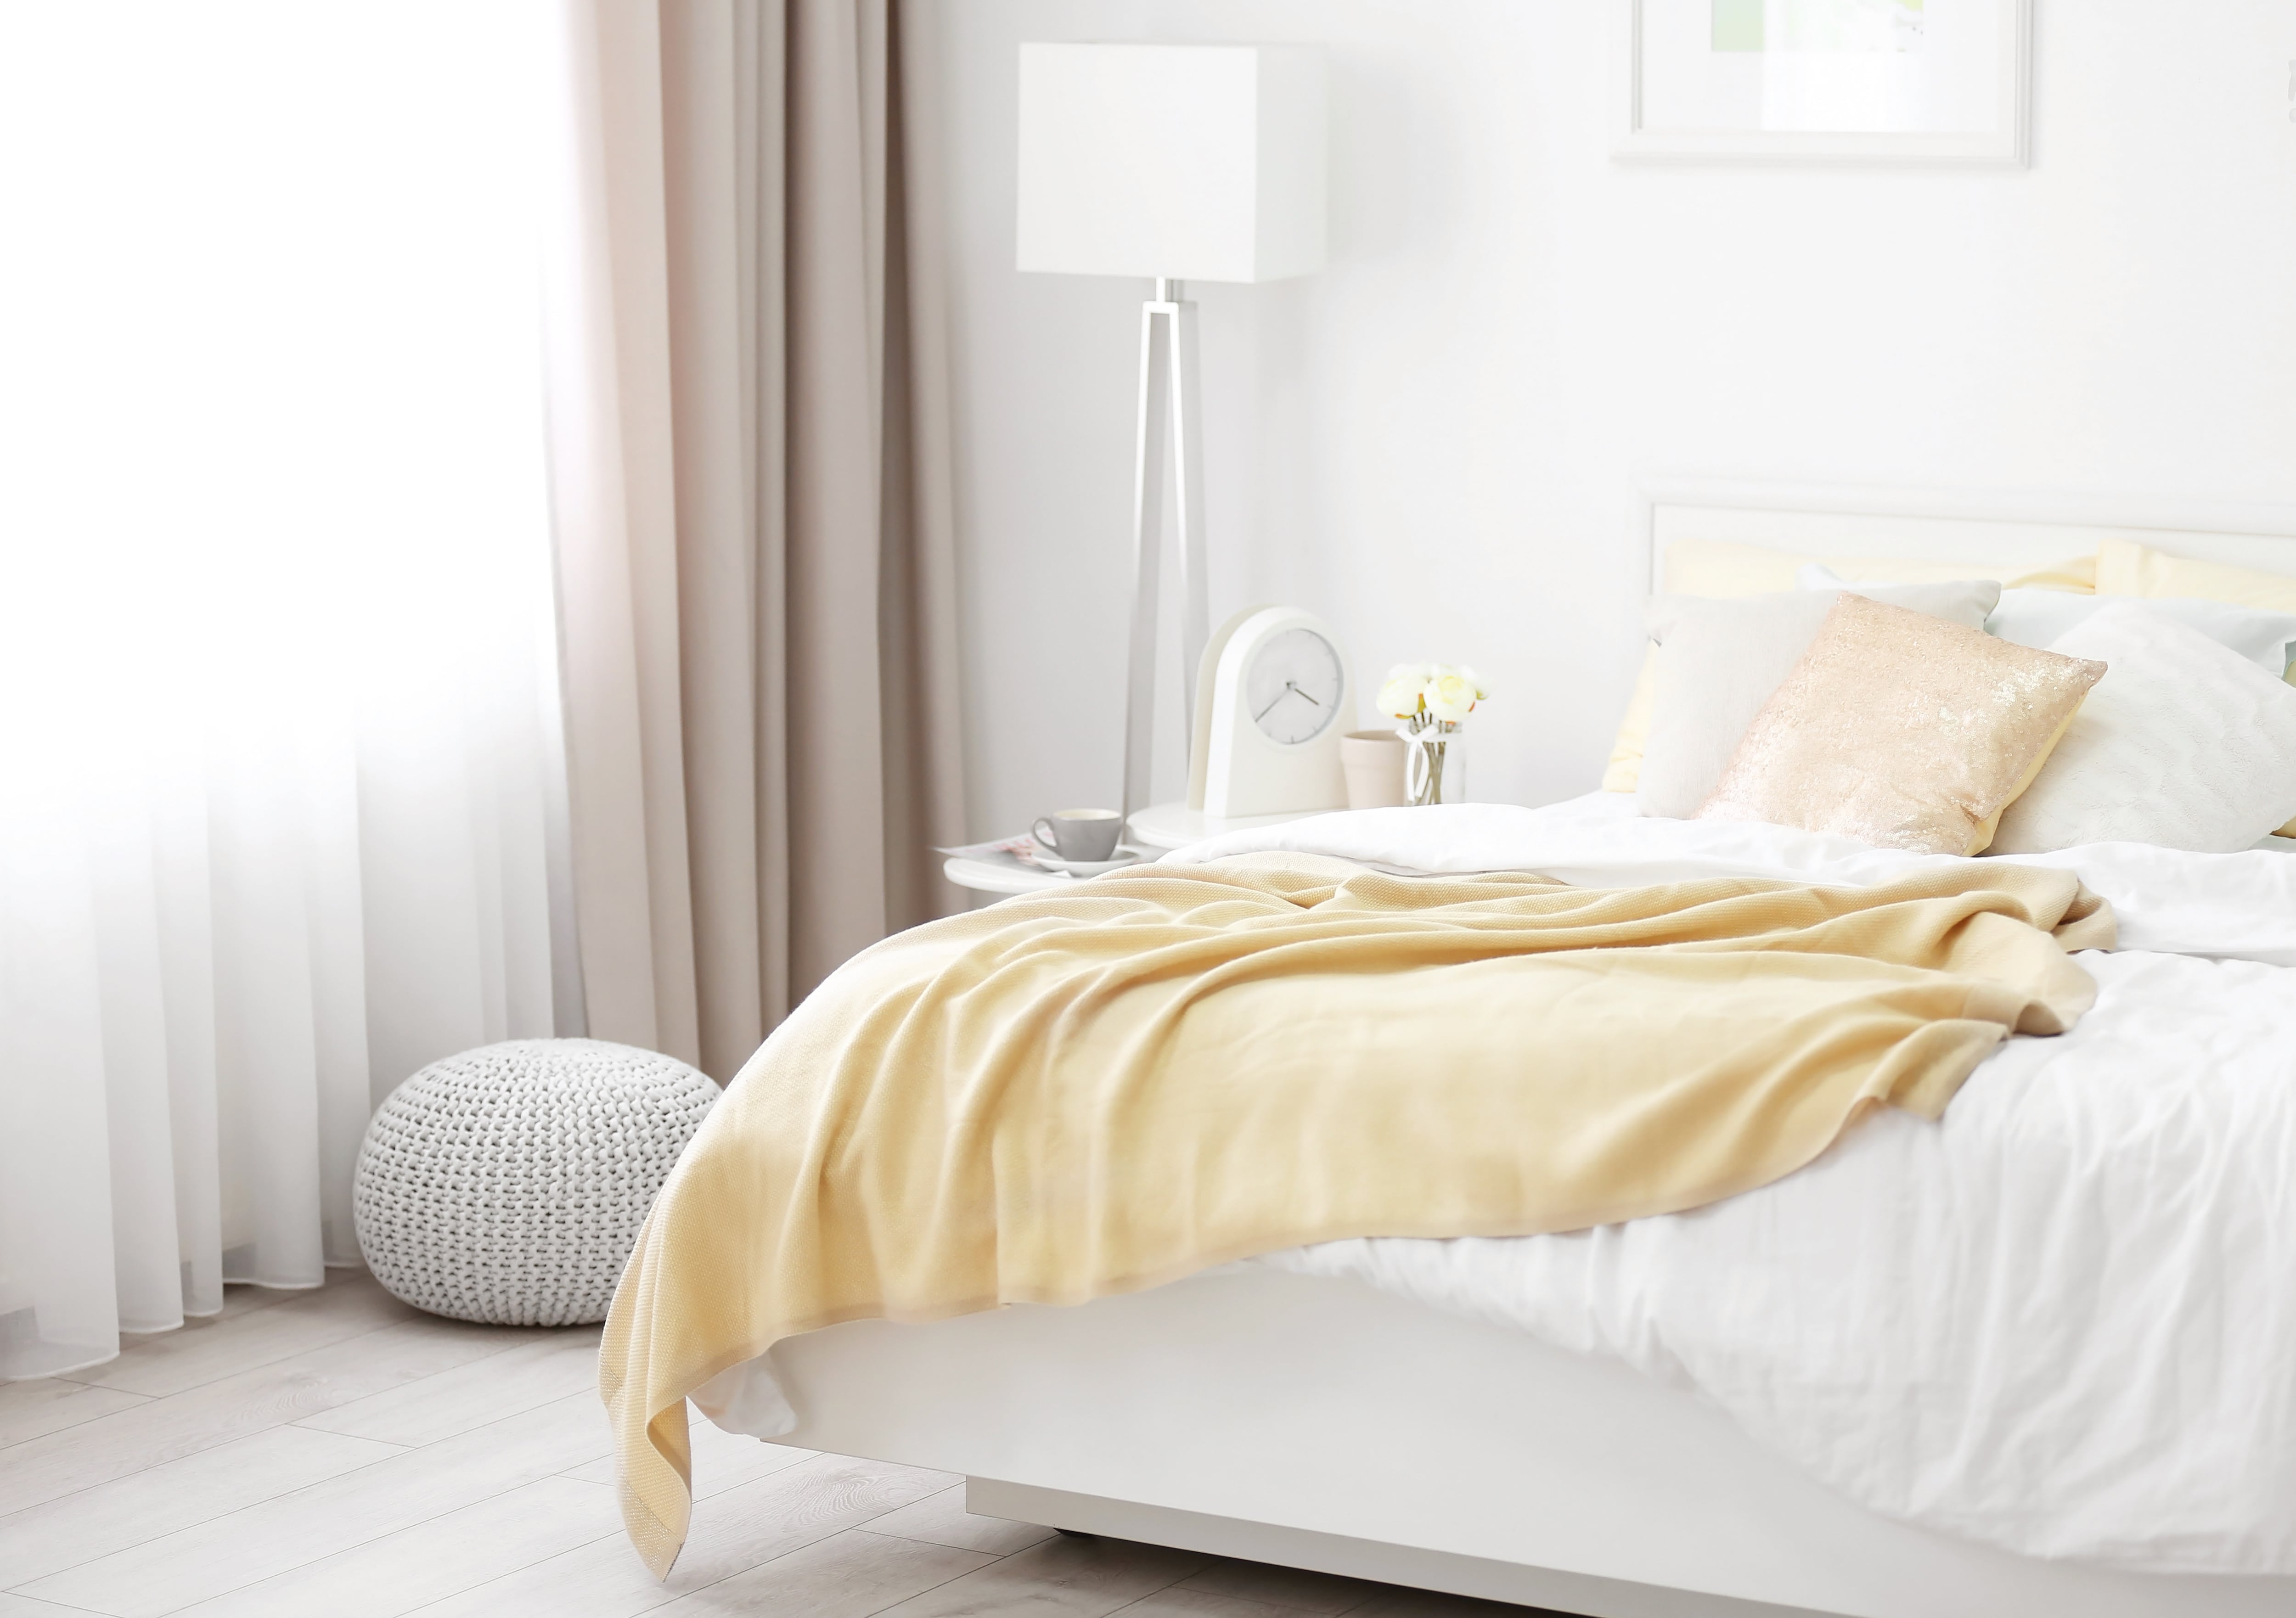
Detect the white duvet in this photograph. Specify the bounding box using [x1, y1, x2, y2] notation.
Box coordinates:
[1176, 795, 2296, 1575]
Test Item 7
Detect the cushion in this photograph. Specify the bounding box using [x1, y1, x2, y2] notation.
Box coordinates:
[1698, 594, 2105, 856]
[1603, 540, 2094, 792]
[1988, 605, 2296, 855]
[2095, 537, 2296, 624]
[2096, 537, 2296, 836]
[1664, 538, 2094, 598]
[1601, 660, 1659, 793]
[1995, 590, 2296, 675]
[1636, 580, 2001, 820]
[1800, 562, 2296, 674]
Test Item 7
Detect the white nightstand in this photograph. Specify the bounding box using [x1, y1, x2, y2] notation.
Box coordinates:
[1122, 800, 1325, 852]
[940, 855, 1069, 897]
[941, 802, 1332, 899]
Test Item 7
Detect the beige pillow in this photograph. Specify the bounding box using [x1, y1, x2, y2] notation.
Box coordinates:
[1602, 661, 1660, 792]
[1638, 581, 2001, 820]
[1699, 595, 2106, 856]
[1603, 542, 2097, 793]
[1663, 539, 2097, 598]
[2095, 538, 2296, 631]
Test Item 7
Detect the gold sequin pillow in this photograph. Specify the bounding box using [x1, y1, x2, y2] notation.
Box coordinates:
[1698, 593, 2106, 855]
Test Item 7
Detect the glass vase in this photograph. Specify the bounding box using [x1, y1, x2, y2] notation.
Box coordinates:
[1403, 729, 1450, 807]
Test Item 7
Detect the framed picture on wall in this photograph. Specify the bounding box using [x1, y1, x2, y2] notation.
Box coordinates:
[1615, 0, 2031, 165]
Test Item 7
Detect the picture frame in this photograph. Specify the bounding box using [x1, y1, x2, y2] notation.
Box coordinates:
[1615, 0, 2031, 167]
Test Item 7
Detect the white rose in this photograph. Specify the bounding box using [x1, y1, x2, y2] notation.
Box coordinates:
[1426, 672, 1478, 723]
[1376, 674, 1426, 718]
[1452, 664, 1492, 700]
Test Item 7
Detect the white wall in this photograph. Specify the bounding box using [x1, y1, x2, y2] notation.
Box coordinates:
[930, 0, 2296, 837]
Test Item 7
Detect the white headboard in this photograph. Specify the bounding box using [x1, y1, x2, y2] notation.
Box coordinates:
[1636, 478, 2296, 594]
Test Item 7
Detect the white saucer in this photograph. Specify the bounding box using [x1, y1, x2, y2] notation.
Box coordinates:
[1031, 845, 1148, 878]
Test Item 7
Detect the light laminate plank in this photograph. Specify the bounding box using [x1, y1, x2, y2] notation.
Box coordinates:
[0, 1594, 88, 1614]
[1175, 1555, 1387, 1614]
[861, 1484, 1057, 1556]
[0, 1380, 150, 1449]
[294, 1326, 599, 1447]
[1341, 1592, 1537, 1617]
[392, 1520, 659, 1618]
[2, 1282, 319, 1427]
[62, 1273, 421, 1398]
[15, 1389, 611, 1617]
[167, 1475, 620, 1618]
[0, 1423, 402, 1588]
[665, 1455, 961, 1593]
[206, 1279, 322, 1321]
[1113, 1584, 1324, 1618]
[407, 1453, 957, 1618]
[686, 1424, 818, 1501]
[867, 1533, 1211, 1618]
[650, 1527, 995, 1616]
[0, 1316, 528, 1517]
[560, 1416, 817, 1502]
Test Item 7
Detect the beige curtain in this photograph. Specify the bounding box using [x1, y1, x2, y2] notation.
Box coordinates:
[543, 0, 966, 1081]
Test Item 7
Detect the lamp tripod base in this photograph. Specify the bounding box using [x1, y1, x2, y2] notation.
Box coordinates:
[1117, 278, 1209, 841]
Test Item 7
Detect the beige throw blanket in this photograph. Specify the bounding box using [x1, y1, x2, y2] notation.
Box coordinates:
[602, 854, 2111, 1575]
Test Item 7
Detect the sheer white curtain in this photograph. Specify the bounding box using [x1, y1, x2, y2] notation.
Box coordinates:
[0, 5, 574, 1376]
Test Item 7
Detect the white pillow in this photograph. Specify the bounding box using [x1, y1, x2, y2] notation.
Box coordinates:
[1798, 562, 2296, 674]
[1638, 580, 2001, 820]
[1988, 604, 2296, 855]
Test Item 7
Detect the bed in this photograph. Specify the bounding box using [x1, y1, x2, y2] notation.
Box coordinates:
[613, 488, 2296, 1618]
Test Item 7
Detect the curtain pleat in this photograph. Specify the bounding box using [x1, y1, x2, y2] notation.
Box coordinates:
[879, 0, 970, 938]
[544, 0, 703, 1067]
[555, 0, 967, 1082]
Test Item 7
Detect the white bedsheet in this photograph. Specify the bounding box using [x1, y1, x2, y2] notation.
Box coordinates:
[1176, 796, 2296, 1573]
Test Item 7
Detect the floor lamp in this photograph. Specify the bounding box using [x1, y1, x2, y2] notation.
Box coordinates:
[1016, 41, 1327, 841]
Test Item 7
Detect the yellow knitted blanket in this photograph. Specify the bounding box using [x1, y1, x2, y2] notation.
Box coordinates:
[601, 853, 2110, 1575]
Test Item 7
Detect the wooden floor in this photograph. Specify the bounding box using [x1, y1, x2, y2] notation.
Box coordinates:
[0, 1270, 1536, 1617]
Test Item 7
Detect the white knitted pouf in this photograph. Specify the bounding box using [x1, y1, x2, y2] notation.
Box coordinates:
[353, 1038, 717, 1326]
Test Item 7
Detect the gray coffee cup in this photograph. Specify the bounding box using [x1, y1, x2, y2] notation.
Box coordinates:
[1033, 808, 1123, 862]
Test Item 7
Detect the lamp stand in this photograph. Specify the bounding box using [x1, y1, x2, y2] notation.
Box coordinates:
[1120, 277, 1210, 836]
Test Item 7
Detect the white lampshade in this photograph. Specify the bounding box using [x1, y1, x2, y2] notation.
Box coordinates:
[1016, 42, 1327, 285]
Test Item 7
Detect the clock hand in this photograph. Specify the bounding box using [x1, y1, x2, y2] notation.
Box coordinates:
[1254, 680, 1325, 724]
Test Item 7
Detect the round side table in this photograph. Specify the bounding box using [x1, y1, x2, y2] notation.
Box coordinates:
[1122, 801, 1324, 852]
[941, 855, 1069, 897]
[942, 803, 1328, 900]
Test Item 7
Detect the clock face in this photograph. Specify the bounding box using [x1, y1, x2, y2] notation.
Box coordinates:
[1245, 627, 1344, 746]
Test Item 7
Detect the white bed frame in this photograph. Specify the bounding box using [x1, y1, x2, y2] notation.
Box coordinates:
[775, 1267, 2291, 1618]
[768, 483, 2296, 1618]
